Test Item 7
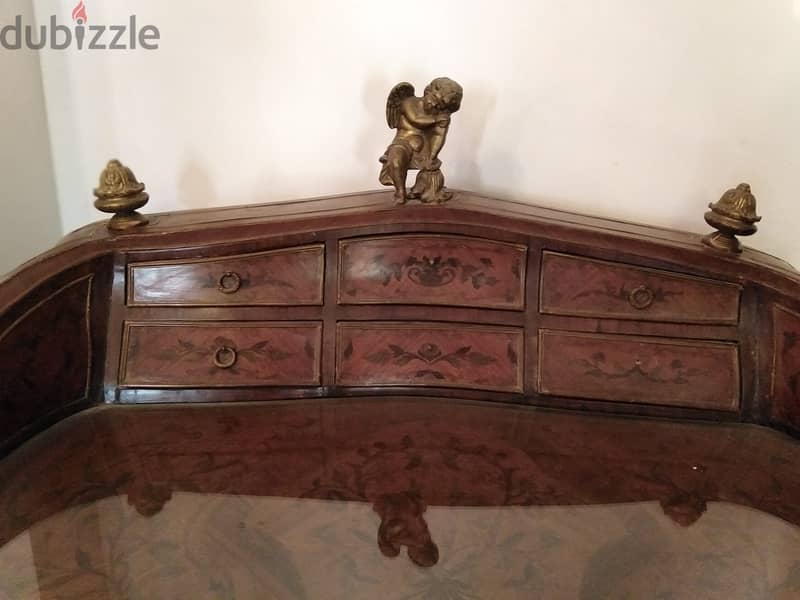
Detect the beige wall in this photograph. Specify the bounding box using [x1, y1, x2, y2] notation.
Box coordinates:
[0, 0, 60, 276]
[18, 1, 800, 267]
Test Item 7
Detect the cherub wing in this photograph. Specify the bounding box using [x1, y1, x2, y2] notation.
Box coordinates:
[386, 82, 415, 129]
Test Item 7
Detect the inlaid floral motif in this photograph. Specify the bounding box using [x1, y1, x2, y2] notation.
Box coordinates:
[338, 236, 526, 309]
[337, 325, 523, 392]
[195, 271, 296, 292]
[575, 351, 703, 386]
[366, 254, 502, 289]
[365, 343, 497, 381]
[122, 324, 322, 386]
[150, 337, 291, 376]
[570, 282, 681, 305]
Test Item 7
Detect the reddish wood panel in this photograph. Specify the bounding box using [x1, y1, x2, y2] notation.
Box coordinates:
[538, 330, 739, 411]
[121, 322, 322, 387]
[128, 245, 324, 306]
[771, 305, 800, 429]
[339, 235, 526, 309]
[0, 276, 92, 445]
[336, 322, 523, 392]
[540, 251, 741, 324]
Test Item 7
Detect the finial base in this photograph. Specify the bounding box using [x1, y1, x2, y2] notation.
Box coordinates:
[702, 208, 757, 255]
[107, 210, 150, 231]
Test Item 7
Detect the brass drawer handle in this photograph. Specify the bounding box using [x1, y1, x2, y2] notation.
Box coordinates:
[628, 285, 654, 310]
[217, 271, 242, 294]
[213, 346, 238, 369]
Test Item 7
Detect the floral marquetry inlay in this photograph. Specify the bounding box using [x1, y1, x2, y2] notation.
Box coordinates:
[339, 235, 526, 310]
[121, 322, 322, 387]
[538, 331, 739, 411]
[336, 322, 523, 392]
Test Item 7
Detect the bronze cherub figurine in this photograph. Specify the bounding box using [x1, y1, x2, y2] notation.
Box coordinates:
[379, 77, 463, 205]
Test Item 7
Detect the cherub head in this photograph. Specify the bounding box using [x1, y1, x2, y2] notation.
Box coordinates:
[422, 77, 463, 115]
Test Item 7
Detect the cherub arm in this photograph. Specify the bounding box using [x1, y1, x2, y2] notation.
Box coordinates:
[426, 117, 451, 165]
[400, 98, 439, 128]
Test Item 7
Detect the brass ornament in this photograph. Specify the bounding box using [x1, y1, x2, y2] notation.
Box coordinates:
[702, 183, 761, 253]
[213, 346, 238, 369]
[93, 159, 150, 231]
[217, 271, 242, 294]
[628, 285, 655, 310]
[379, 78, 463, 205]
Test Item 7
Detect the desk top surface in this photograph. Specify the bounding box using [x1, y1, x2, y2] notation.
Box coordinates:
[2, 398, 799, 599]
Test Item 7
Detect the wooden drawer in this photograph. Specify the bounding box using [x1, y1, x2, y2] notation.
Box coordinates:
[339, 235, 526, 310]
[540, 251, 740, 324]
[121, 321, 322, 387]
[538, 330, 739, 411]
[336, 322, 523, 392]
[128, 245, 324, 306]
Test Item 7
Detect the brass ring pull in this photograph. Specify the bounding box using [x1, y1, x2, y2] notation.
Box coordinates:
[213, 346, 237, 369]
[628, 285, 655, 310]
[217, 271, 242, 294]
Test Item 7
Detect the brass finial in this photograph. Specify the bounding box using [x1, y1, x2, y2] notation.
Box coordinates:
[379, 77, 463, 205]
[93, 159, 149, 231]
[702, 183, 761, 253]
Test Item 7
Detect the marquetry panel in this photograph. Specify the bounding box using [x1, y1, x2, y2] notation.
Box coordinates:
[336, 322, 523, 392]
[128, 245, 324, 306]
[540, 251, 741, 324]
[0, 276, 92, 444]
[121, 321, 322, 387]
[538, 330, 739, 411]
[339, 235, 526, 310]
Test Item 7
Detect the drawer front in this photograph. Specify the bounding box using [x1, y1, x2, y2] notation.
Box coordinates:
[121, 322, 322, 387]
[538, 330, 739, 411]
[336, 322, 523, 392]
[540, 252, 740, 323]
[128, 245, 324, 306]
[339, 235, 526, 310]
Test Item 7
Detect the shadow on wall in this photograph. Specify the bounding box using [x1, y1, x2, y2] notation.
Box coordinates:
[178, 160, 218, 210]
[0, 0, 61, 277]
[447, 83, 497, 192]
[355, 72, 392, 177]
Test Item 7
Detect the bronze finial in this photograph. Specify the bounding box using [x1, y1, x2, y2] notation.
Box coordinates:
[702, 183, 761, 253]
[93, 159, 150, 231]
[379, 77, 463, 205]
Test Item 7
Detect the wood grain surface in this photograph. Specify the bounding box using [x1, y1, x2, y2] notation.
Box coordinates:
[336, 322, 523, 392]
[121, 321, 322, 387]
[339, 235, 526, 309]
[129, 244, 324, 306]
[540, 251, 741, 323]
[538, 330, 740, 411]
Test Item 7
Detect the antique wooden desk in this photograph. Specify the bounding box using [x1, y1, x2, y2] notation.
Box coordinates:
[2, 183, 800, 598]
